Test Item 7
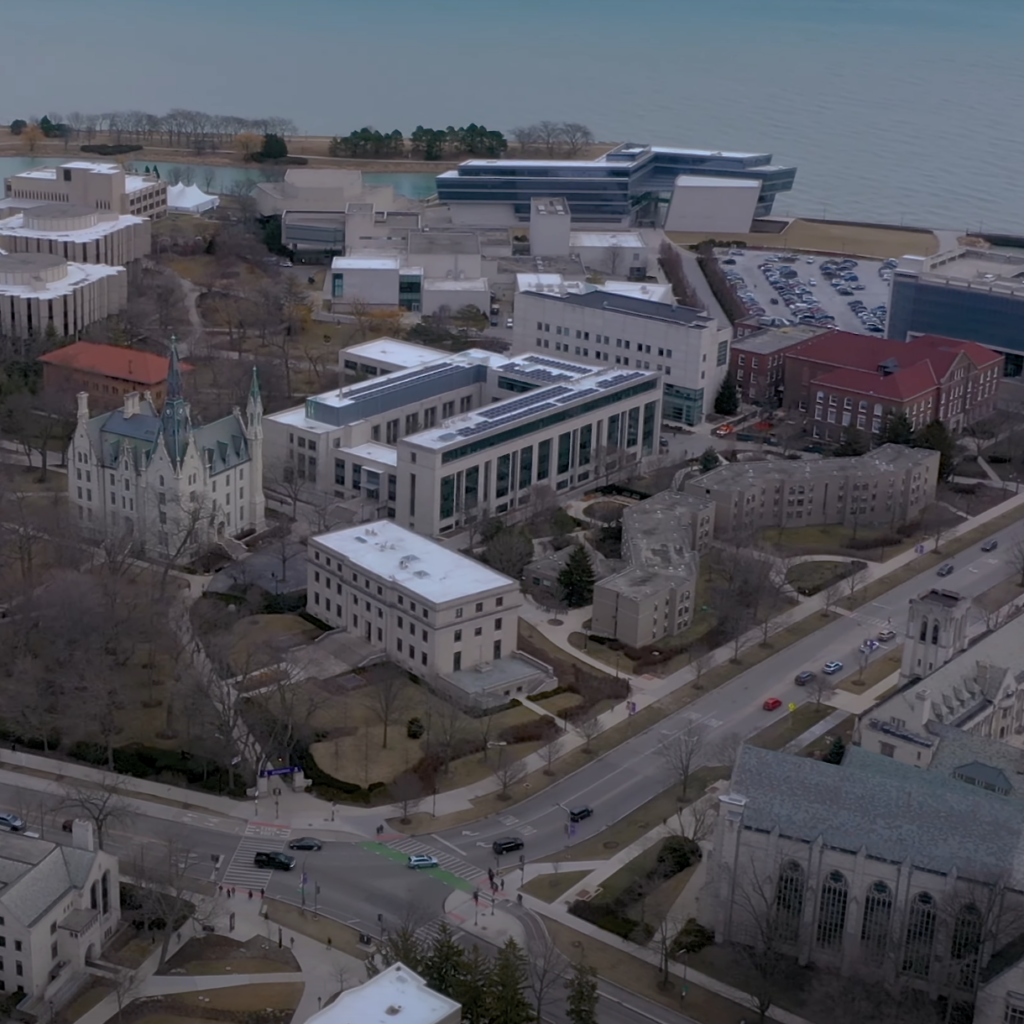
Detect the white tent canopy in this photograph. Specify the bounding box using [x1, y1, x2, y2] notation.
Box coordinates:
[166, 182, 219, 215]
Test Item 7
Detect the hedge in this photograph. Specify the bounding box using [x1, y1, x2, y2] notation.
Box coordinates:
[81, 144, 142, 155]
[250, 154, 309, 165]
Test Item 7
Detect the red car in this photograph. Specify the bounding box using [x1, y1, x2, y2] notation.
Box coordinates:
[762, 697, 782, 711]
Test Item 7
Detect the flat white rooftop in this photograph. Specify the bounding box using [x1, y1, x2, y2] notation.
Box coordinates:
[306, 963, 459, 1024]
[314, 522, 514, 604]
[672, 175, 761, 188]
[569, 230, 646, 248]
[340, 442, 398, 467]
[422, 277, 488, 291]
[343, 337, 441, 370]
[516, 272, 586, 297]
[330, 255, 402, 271]
[0, 260, 123, 299]
[0, 211, 144, 244]
[600, 280, 674, 303]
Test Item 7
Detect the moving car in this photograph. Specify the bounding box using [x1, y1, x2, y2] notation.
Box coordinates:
[712, 424, 734, 438]
[762, 697, 782, 711]
[859, 639, 880, 654]
[253, 851, 296, 870]
[794, 671, 816, 686]
[823, 661, 844, 675]
[877, 628, 897, 643]
[937, 563, 955, 577]
[0, 812, 25, 832]
[407, 855, 439, 869]
[982, 539, 999, 552]
[568, 806, 593, 823]
[492, 837, 525, 855]
[288, 837, 323, 851]
[505, 317, 514, 328]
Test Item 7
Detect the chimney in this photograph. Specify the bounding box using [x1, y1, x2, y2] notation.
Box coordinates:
[71, 819, 96, 853]
[123, 391, 140, 418]
[76, 391, 89, 423]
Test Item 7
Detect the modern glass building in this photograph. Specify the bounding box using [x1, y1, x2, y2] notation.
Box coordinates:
[436, 143, 796, 224]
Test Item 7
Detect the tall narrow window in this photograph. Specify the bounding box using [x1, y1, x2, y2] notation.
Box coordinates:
[815, 871, 849, 951]
[902, 892, 936, 978]
[949, 904, 983, 991]
[860, 880, 893, 963]
[774, 861, 805, 944]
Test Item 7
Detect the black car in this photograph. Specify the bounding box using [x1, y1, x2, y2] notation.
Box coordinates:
[981, 539, 999, 552]
[937, 563, 955, 577]
[794, 671, 816, 686]
[492, 836, 525, 855]
[254, 851, 296, 870]
[568, 806, 593, 823]
[287, 837, 323, 851]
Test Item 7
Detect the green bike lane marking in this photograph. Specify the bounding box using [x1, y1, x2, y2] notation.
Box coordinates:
[359, 841, 478, 893]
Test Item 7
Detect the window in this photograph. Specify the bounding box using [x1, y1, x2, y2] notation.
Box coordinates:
[493, 639, 502, 660]
[454, 629, 462, 642]
[815, 871, 849, 951]
[456, 607, 463, 619]
[474, 626, 482, 637]
[537, 438, 551, 480]
[14, 942, 21, 953]
[397, 639, 403, 653]
[495, 618, 502, 629]
[774, 861, 805, 943]
[496, 596, 504, 608]
[949, 904, 983, 990]
[860, 881, 893, 962]
[902, 892, 936, 978]
[475, 602, 483, 613]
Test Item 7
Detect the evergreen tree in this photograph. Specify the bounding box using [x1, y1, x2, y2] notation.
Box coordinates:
[422, 922, 466, 1001]
[834, 426, 869, 457]
[879, 409, 914, 446]
[456, 945, 492, 1024]
[486, 939, 533, 1024]
[822, 736, 846, 765]
[377, 922, 423, 974]
[699, 446, 720, 473]
[713, 371, 740, 416]
[260, 132, 288, 159]
[913, 418, 957, 480]
[566, 960, 600, 1024]
[558, 544, 595, 608]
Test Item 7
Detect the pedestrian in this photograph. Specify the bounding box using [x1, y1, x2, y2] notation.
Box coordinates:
[500, 877, 504, 892]
[260, 887, 265, 899]
[517, 893, 523, 905]
[248, 889, 253, 900]
[290, 936, 295, 950]
[218, 884, 223, 895]
[327, 937, 332, 949]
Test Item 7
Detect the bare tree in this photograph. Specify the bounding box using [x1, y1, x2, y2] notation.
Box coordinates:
[525, 931, 568, 1021]
[541, 735, 564, 776]
[844, 563, 867, 602]
[1007, 535, 1024, 587]
[390, 772, 424, 824]
[509, 125, 539, 154]
[574, 711, 602, 754]
[364, 673, 407, 749]
[157, 490, 215, 596]
[822, 579, 844, 617]
[267, 459, 307, 519]
[535, 120, 563, 158]
[558, 122, 594, 157]
[426, 697, 467, 778]
[680, 794, 719, 843]
[658, 717, 708, 798]
[59, 780, 134, 848]
[652, 911, 686, 990]
[711, 731, 743, 768]
[492, 746, 527, 800]
[920, 502, 951, 554]
[806, 672, 834, 706]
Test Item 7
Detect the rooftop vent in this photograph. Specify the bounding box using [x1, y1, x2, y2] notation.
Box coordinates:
[385, 1006, 402, 1016]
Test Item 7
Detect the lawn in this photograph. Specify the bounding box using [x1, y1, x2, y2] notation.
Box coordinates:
[786, 559, 856, 595]
[226, 613, 323, 675]
[519, 870, 591, 903]
[975, 577, 1024, 615]
[306, 673, 548, 790]
[760, 522, 921, 562]
[543, 917, 750, 1024]
[55, 979, 113, 1024]
[167, 983, 304, 1012]
[747, 702, 835, 752]
[838, 645, 902, 693]
[264, 898, 370, 960]
[159, 933, 301, 975]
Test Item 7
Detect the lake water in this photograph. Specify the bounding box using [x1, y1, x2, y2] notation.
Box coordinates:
[2, 0, 1022, 230]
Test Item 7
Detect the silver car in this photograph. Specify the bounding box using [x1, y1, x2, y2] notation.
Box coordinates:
[0, 812, 25, 832]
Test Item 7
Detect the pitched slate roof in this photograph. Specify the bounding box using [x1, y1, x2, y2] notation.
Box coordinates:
[0, 834, 99, 928]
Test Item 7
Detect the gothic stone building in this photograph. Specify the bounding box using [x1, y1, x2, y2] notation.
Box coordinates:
[67, 347, 266, 558]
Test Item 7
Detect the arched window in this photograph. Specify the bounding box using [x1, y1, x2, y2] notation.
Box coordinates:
[919, 618, 928, 642]
[903, 891, 936, 978]
[949, 904, 983, 990]
[932, 621, 940, 645]
[101, 871, 110, 916]
[816, 870, 849, 951]
[89, 881, 98, 911]
[774, 861, 805, 944]
[860, 880, 893, 962]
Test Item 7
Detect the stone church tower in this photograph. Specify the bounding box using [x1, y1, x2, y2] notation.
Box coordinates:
[900, 587, 970, 683]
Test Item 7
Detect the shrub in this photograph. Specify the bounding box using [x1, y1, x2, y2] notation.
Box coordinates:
[657, 835, 700, 873]
[69, 741, 107, 766]
[250, 153, 308, 165]
[407, 717, 425, 739]
[845, 534, 902, 551]
[674, 917, 715, 954]
[497, 718, 562, 745]
[80, 144, 142, 155]
[569, 900, 652, 941]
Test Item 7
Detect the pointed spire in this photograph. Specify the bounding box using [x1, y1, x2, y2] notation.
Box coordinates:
[248, 365, 262, 410]
[166, 337, 183, 402]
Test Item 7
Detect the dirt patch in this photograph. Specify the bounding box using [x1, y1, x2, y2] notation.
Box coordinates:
[264, 898, 370, 960]
[976, 577, 1024, 614]
[166, 983, 303, 1012]
[160, 934, 299, 975]
[519, 870, 591, 904]
[839, 646, 902, 693]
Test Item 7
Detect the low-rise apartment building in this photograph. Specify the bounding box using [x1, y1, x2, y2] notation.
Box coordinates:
[783, 331, 1003, 441]
[512, 287, 728, 424]
[590, 491, 714, 648]
[0, 253, 126, 339]
[685, 444, 939, 537]
[4, 161, 166, 218]
[728, 324, 829, 406]
[0, 822, 120, 1006]
[265, 340, 661, 537]
[307, 523, 552, 707]
[0, 204, 150, 266]
[40, 341, 190, 411]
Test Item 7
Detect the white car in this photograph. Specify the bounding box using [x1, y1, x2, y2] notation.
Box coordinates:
[806, 257, 816, 263]
[823, 661, 843, 675]
[808, 278, 817, 286]
[0, 812, 25, 832]
[505, 317, 514, 329]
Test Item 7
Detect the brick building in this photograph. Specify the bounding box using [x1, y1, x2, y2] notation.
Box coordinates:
[783, 332, 1003, 443]
[39, 341, 190, 411]
[728, 324, 829, 406]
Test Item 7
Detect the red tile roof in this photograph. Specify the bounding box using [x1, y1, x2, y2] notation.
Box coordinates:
[811, 365, 937, 402]
[39, 342, 191, 385]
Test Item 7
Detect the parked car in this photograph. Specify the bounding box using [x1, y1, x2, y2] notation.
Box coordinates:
[569, 806, 594, 823]
[823, 661, 843, 675]
[407, 855, 439, 869]
[505, 317, 514, 328]
[762, 697, 782, 711]
[288, 837, 323, 851]
[62, 818, 77, 833]
[254, 851, 296, 870]
[492, 837, 525, 855]
[981, 539, 999, 552]
[937, 563, 955, 577]
[859, 639, 880, 654]
[0, 812, 25, 832]
[877, 628, 897, 643]
[794, 671, 816, 686]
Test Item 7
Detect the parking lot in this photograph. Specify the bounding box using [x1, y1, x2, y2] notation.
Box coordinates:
[716, 248, 892, 335]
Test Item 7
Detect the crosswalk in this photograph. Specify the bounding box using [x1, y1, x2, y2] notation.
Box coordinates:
[497, 813, 535, 837]
[221, 821, 292, 891]
[387, 836, 489, 885]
